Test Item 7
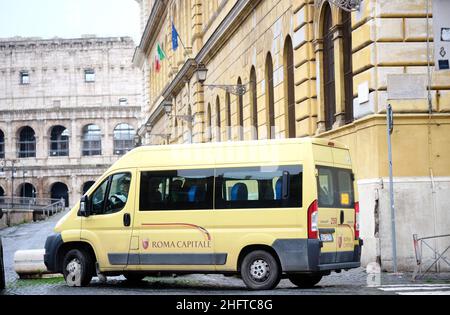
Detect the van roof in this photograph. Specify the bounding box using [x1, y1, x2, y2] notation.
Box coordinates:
[109, 137, 348, 172]
[131, 137, 347, 153]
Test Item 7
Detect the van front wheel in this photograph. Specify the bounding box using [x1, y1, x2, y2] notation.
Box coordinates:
[241, 250, 281, 290]
[288, 273, 323, 288]
[62, 249, 94, 287]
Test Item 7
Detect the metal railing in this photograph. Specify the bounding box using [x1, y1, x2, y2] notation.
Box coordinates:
[0, 196, 65, 217]
[412, 234, 450, 280]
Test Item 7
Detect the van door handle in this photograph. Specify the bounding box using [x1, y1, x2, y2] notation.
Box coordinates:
[340, 210, 344, 225]
[123, 213, 131, 227]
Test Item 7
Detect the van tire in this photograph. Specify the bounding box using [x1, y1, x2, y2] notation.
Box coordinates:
[123, 273, 146, 283]
[241, 250, 281, 290]
[288, 273, 323, 288]
[62, 249, 94, 287]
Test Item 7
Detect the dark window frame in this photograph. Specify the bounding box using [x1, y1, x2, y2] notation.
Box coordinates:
[139, 169, 214, 211]
[89, 172, 132, 216]
[316, 165, 355, 209]
[20, 71, 30, 85]
[138, 165, 303, 212]
[215, 165, 303, 210]
[84, 69, 95, 83]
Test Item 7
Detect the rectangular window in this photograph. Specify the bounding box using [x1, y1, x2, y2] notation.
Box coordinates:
[317, 166, 354, 208]
[215, 165, 303, 210]
[140, 169, 214, 211]
[119, 98, 128, 106]
[85, 69, 95, 82]
[20, 71, 30, 85]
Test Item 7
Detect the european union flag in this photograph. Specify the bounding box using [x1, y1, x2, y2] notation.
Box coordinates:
[172, 22, 179, 51]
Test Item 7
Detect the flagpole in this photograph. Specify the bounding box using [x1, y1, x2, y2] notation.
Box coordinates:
[172, 21, 191, 57]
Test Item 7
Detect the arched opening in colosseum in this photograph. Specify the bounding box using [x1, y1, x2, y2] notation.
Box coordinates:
[18, 126, 36, 158]
[17, 183, 36, 203]
[113, 123, 135, 155]
[0, 186, 4, 198]
[0, 129, 4, 158]
[51, 182, 69, 207]
[50, 125, 70, 157]
[82, 124, 102, 156]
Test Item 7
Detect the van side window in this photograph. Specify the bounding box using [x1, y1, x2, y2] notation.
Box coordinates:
[215, 165, 302, 209]
[139, 169, 214, 211]
[91, 179, 109, 215]
[317, 166, 354, 208]
[105, 173, 132, 214]
[90, 172, 131, 215]
[317, 168, 334, 207]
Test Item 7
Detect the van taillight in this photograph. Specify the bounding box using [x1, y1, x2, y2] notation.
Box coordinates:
[354, 202, 360, 240]
[308, 200, 318, 239]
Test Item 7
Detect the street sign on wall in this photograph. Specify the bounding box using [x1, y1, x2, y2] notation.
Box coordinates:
[433, 0, 450, 71]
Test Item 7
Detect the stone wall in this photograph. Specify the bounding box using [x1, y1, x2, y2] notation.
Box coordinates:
[0, 36, 142, 207]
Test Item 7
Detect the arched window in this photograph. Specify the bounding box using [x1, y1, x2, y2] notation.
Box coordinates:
[342, 10, 354, 124]
[82, 181, 95, 195]
[226, 92, 232, 140]
[206, 103, 212, 142]
[250, 66, 258, 140]
[323, 3, 336, 131]
[265, 53, 275, 139]
[82, 124, 102, 156]
[18, 183, 36, 203]
[215, 96, 221, 142]
[0, 186, 4, 198]
[51, 182, 69, 207]
[18, 126, 36, 158]
[237, 77, 244, 141]
[284, 36, 296, 138]
[0, 129, 4, 159]
[50, 125, 69, 157]
[114, 123, 135, 155]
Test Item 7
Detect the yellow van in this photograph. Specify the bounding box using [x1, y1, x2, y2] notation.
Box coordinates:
[44, 138, 363, 290]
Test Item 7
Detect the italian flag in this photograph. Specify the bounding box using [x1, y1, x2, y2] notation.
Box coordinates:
[155, 43, 166, 73]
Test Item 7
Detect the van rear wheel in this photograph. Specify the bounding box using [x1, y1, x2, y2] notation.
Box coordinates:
[288, 273, 323, 288]
[241, 250, 281, 290]
[62, 249, 94, 287]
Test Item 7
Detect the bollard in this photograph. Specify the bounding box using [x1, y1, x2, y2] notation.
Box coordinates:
[14, 249, 57, 279]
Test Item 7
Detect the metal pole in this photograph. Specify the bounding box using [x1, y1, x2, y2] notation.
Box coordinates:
[11, 160, 15, 207]
[387, 104, 398, 273]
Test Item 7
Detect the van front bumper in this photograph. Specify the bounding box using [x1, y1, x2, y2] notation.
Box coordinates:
[272, 238, 363, 273]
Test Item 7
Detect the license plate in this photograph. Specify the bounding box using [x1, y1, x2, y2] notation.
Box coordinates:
[320, 233, 334, 242]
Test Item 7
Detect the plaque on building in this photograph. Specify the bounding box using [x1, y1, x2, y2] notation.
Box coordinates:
[387, 74, 427, 100]
[433, 0, 450, 71]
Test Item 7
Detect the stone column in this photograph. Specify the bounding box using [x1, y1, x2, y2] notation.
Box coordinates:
[332, 25, 346, 128]
[313, 38, 326, 134]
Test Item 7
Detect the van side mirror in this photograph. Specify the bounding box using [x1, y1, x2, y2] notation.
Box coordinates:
[79, 195, 91, 217]
[282, 171, 290, 200]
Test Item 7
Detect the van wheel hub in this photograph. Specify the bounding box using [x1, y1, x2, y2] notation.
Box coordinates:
[66, 258, 82, 287]
[250, 259, 270, 281]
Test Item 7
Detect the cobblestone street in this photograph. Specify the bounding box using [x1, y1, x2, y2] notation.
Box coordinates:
[1, 211, 450, 295]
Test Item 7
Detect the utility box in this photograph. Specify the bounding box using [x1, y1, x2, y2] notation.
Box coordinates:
[433, 0, 450, 71]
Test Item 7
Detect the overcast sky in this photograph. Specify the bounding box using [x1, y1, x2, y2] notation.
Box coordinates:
[0, 0, 141, 44]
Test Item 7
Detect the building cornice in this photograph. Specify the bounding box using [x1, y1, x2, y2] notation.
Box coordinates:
[133, 0, 168, 68]
[195, 0, 262, 65]
[143, 0, 262, 127]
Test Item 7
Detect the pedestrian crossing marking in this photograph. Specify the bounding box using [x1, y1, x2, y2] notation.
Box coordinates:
[371, 283, 450, 295]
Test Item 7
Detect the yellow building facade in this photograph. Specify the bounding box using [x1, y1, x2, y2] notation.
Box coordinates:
[133, 0, 450, 271]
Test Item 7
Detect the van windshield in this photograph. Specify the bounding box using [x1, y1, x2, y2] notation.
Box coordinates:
[317, 166, 354, 208]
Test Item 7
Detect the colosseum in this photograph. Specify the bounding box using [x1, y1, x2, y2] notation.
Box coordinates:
[0, 36, 142, 208]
